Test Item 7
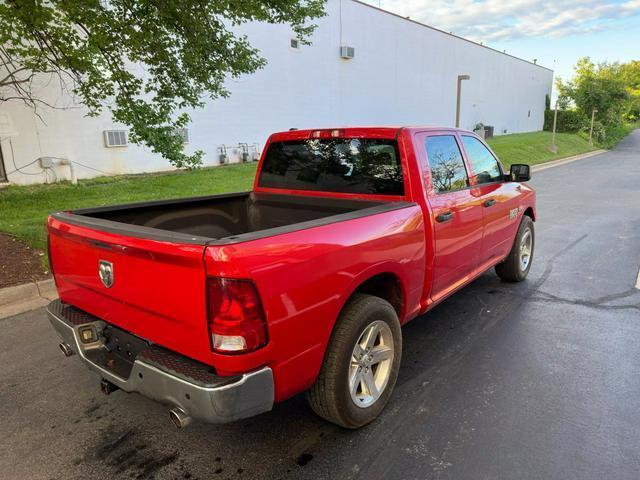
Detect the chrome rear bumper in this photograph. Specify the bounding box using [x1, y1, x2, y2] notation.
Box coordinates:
[46, 300, 274, 425]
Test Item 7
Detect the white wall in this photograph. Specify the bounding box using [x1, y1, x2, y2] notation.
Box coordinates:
[0, 0, 553, 185]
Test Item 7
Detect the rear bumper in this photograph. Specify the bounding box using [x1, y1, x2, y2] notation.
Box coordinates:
[46, 300, 274, 424]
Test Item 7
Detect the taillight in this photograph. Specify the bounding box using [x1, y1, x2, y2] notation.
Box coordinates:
[206, 278, 268, 354]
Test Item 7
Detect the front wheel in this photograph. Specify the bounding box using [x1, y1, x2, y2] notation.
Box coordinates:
[307, 294, 402, 429]
[495, 215, 535, 282]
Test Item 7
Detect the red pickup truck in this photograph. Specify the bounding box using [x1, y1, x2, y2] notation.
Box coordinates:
[47, 127, 535, 429]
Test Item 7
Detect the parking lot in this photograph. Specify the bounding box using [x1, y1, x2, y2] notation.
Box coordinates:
[1, 131, 639, 480]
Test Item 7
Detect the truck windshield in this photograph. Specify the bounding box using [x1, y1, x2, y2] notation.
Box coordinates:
[258, 138, 404, 195]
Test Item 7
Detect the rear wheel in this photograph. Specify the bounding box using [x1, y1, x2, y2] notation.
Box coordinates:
[495, 216, 535, 282]
[307, 294, 402, 429]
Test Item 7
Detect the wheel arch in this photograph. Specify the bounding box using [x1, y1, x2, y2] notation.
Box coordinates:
[523, 206, 535, 221]
[350, 272, 404, 318]
[334, 266, 408, 330]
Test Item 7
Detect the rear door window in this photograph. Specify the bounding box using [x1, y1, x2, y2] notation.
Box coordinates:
[258, 138, 403, 195]
[461, 136, 503, 185]
[424, 135, 469, 193]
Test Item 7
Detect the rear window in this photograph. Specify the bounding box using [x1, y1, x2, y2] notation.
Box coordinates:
[258, 138, 404, 195]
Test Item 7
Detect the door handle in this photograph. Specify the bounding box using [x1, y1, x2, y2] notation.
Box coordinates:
[484, 199, 497, 207]
[436, 211, 454, 223]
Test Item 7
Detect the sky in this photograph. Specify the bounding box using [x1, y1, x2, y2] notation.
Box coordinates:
[364, 0, 640, 91]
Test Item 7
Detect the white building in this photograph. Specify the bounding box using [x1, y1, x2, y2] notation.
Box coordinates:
[0, 0, 553, 185]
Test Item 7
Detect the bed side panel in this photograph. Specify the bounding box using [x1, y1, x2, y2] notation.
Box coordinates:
[204, 203, 426, 401]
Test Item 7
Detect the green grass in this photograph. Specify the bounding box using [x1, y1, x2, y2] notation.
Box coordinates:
[0, 162, 258, 254]
[487, 131, 597, 168]
[0, 131, 601, 259]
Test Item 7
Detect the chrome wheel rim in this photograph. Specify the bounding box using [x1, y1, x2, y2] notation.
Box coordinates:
[519, 229, 533, 271]
[349, 320, 394, 409]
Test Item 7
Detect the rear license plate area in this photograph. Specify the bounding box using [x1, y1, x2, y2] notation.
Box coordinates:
[84, 324, 151, 380]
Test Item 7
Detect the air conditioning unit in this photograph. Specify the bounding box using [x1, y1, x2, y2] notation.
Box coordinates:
[174, 127, 190, 144]
[340, 46, 355, 59]
[103, 130, 128, 147]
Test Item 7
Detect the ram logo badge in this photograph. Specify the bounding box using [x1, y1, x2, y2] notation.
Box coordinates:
[98, 260, 114, 288]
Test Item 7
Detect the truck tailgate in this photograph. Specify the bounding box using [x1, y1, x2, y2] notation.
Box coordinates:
[47, 214, 213, 365]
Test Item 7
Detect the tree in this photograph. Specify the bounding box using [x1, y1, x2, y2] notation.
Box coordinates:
[0, 0, 325, 168]
[554, 86, 571, 110]
[556, 57, 628, 123]
[620, 60, 640, 120]
[554, 58, 639, 147]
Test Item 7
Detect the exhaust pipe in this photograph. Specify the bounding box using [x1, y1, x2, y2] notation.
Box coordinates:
[59, 342, 74, 357]
[100, 379, 119, 396]
[169, 408, 192, 429]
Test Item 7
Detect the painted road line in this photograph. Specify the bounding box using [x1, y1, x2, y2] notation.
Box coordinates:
[636, 267, 640, 290]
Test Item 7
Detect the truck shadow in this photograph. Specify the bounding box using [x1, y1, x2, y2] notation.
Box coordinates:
[78, 271, 533, 480]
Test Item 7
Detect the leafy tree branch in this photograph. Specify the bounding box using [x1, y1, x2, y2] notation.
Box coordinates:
[0, 0, 325, 168]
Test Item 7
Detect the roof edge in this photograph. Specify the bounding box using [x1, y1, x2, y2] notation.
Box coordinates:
[350, 0, 554, 73]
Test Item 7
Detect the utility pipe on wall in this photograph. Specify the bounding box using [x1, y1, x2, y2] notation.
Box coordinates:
[59, 159, 77, 185]
[456, 75, 471, 128]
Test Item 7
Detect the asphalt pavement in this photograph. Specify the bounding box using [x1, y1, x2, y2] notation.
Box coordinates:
[1, 131, 639, 480]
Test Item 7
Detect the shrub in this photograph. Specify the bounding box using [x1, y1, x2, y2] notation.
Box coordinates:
[544, 109, 588, 133]
[578, 119, 640, 149]
[578, 120, 606, 144]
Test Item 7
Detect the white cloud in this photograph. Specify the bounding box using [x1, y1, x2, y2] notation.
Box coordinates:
[368, 0, 640, 41]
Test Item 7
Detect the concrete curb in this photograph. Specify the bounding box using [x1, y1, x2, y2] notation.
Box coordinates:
[0, 278, 58, 320]
[531, 149, 607, 173]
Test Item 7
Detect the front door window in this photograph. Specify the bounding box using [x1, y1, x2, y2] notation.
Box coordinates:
[461, 135, 502, 185]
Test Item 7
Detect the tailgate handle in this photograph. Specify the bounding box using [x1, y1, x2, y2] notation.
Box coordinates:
[436, 211, 454, 223]
[484, 199, 497, 207]
[89, 240, 128, 252]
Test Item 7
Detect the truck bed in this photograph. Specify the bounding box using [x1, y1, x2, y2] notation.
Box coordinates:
[53, 192, 406, 245]
[47, 189, 420, 374]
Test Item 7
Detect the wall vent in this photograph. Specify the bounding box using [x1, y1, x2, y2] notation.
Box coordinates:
[175, 128, 190, 144]
[103, 130, 128, 147]
[340, 46, 355, 59]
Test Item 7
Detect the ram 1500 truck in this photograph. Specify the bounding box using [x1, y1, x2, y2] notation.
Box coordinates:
[47, 127, 535, 429]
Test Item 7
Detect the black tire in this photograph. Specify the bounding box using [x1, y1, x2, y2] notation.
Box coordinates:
[307, 294, 402, 429]
[495, 215, 535, 282]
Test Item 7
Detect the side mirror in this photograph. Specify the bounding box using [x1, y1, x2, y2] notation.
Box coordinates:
[509, 164, 531, 182]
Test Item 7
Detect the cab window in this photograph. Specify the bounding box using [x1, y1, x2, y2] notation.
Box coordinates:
[259, 138, 403, 195]
[461, 135, 502, 185]
[424, 135, 469, 193]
